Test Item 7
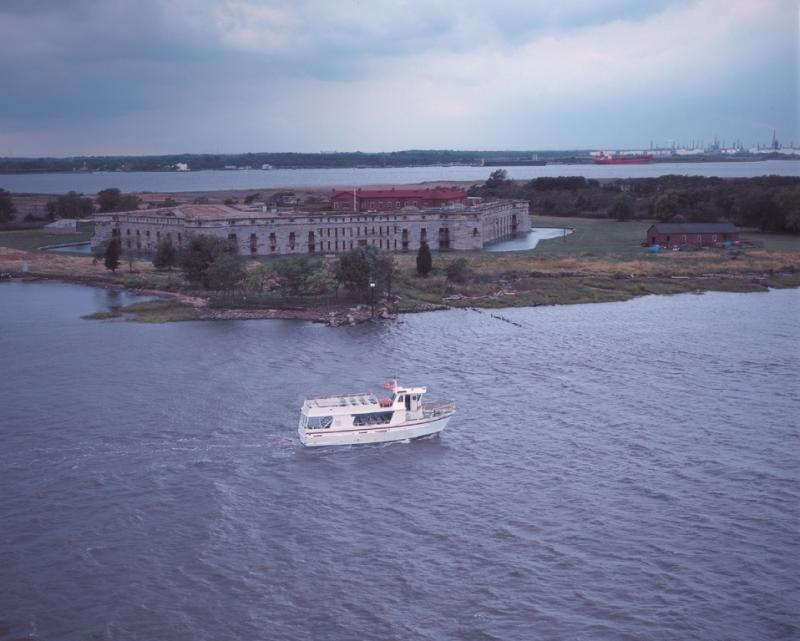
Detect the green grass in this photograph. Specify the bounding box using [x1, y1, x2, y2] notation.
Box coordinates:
[81, 300, 199, 323]
[531, 216, 655, 259]
[531, 216, 800, 258]
[81, 310, 122, 320]
[118, 300, 201, 323]
[0, 228, 92, 252]
[739, 230, 800, 251]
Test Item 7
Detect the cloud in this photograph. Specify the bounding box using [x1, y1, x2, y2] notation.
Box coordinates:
[0, 0, 796, 155]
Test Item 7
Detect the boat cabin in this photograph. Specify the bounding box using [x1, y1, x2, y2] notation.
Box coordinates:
[300, 381, 428, 432]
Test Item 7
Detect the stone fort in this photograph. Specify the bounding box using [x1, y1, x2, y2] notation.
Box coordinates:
[91, 188, 530, 256]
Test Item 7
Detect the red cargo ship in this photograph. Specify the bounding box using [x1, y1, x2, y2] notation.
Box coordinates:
[593, 153, 653, 164]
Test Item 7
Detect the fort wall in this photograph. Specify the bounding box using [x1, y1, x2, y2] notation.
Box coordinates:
[92, 200, 530, 256]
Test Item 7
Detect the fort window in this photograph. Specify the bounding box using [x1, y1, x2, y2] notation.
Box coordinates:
[145, 230, 150, 237]
[126, 229, 131, 235]
[156, 231, 160, 240]
[438, 227, 450, 250]
[308, 231, 315, 254]
[473, 227, 479, 236]
[420, 228, 427, 243]
[177, 233, 182, 245]
[289, 232, 296, 250]
[127, 239, 132, 248]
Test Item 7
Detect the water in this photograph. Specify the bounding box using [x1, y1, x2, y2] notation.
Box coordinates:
[1, 160, 797, 194]
[44, 242, 93, 254]
[486, 228, 572, 252]
[1, 281, 798, 641]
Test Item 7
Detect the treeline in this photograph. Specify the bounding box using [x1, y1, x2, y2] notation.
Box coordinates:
[0, 150, 586, 173]
[469, 172, 800, 233]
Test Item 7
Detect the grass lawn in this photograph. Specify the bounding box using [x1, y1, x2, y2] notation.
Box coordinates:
[531, 216, 800, 258]
[0, 228, 92, 252]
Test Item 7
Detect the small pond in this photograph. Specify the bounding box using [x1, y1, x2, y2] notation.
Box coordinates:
[45, 242, 93, 254]
[485, 227, 572, 252]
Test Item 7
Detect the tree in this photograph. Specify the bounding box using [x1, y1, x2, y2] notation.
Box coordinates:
[485, 169, 510, 188]
[46, 191, 94, 219]
[608, 196, 634, 221]
[273, 256, 318, 295]
[654, 191, 686, 222]
[97, 188, 140, 212]
[204, 252, 245, 290]
[0, 188, 15, 223]
[152, 239, 177, 271]
[96, 188, 122, 212]
[104, 238, 121, 272]
[335, 245, 394, 297]
[416, 241, 432, 276]
[178, 235, 241, 289]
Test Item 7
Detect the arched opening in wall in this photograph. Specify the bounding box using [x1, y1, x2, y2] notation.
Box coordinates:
[308, 231, 315, 254]
[289, 232, 296, 250]
[420, 227, 427, 244]
[438, 227, 450, 250]
[269, 232, 276, 253]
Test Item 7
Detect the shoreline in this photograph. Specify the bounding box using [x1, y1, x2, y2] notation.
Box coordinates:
[4, 266, 798, 326]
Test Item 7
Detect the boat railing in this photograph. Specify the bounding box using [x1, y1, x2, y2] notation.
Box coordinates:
[422, 401, 456, 417]
[305, 392, 372, 401]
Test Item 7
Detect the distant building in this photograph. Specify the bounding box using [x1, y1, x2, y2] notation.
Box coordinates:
[92, 198, 529, 256]
[331, 187, 467, 212]
[647, 223, 739, 247]
[174, 163, 189, 171]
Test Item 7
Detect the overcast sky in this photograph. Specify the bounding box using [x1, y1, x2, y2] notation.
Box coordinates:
[1, 0, 797, 156]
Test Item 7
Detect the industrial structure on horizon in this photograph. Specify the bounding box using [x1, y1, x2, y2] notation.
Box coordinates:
[91, 189, 530, 256]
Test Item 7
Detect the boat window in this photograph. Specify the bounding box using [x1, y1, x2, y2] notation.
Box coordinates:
[305, 415, 333, 430]
[353, 411, 393, 426]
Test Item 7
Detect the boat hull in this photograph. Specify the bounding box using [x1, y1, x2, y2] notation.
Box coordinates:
[299, 414, 452, 447]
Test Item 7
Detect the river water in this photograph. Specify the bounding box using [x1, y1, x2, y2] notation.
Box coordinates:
[1, 160, 798, 194]
[1, 281, 798, 641]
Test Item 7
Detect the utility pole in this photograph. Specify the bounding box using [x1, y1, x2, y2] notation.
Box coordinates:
[369, 281, 376, 317]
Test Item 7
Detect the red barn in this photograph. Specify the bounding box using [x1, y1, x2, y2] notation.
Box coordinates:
[647, 223, 739, 247]
[331, 187, 466, 212]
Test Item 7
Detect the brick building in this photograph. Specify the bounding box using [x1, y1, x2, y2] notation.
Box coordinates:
[331, 188, 466, 212]
[646, 223, 739, 247]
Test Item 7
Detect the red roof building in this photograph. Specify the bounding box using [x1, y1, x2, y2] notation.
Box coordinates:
[647, 223, 739, 247]
[331, 187, 467, 212]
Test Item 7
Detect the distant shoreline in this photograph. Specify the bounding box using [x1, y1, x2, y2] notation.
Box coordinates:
[1, 154, 798, 176]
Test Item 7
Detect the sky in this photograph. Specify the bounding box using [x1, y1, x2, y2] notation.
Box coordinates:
[0, 0, 797, 156]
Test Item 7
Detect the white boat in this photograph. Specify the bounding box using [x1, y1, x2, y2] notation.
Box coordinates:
[298, 380, 455, 447]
